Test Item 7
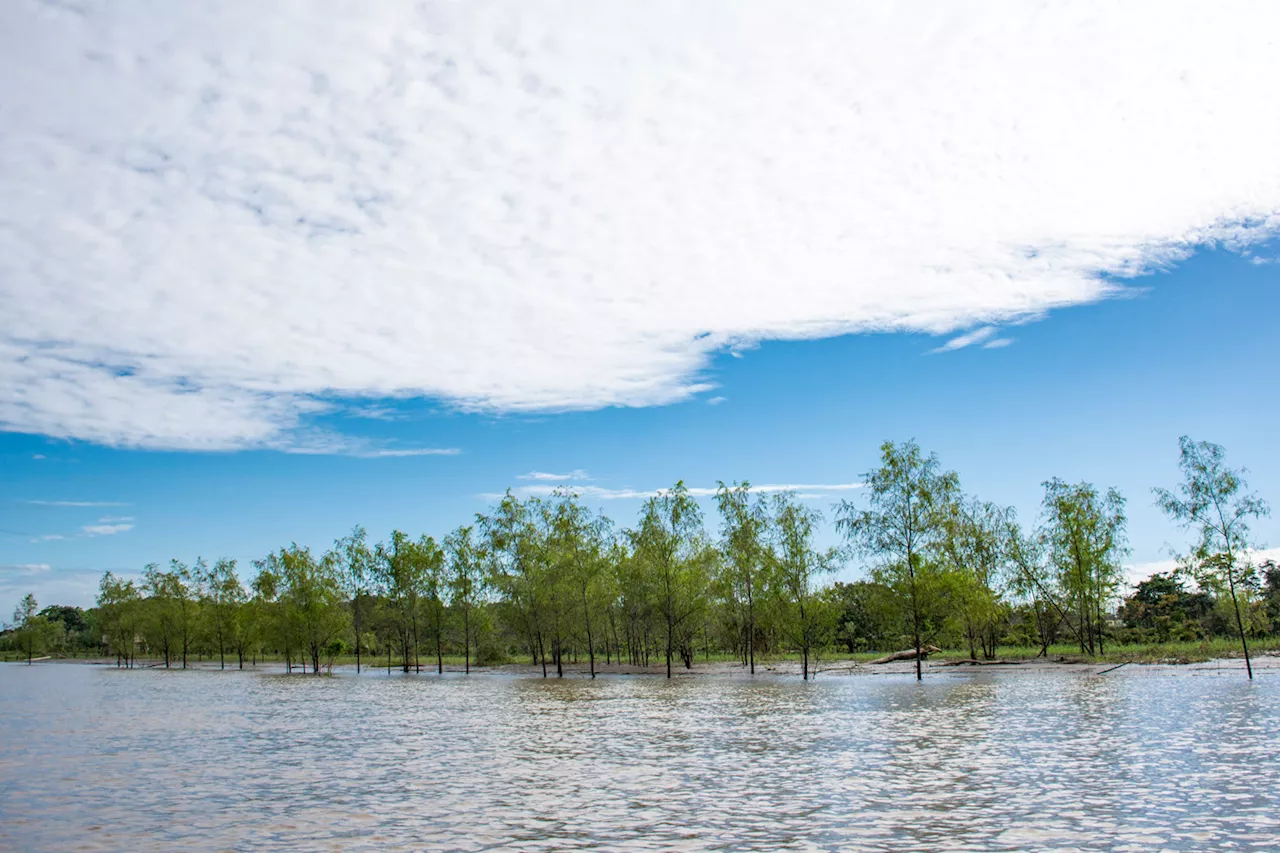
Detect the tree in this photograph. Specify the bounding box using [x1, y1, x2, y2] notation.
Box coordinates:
[197, 558, 243, 670]
[716, 482, 770, 674]
[480, 494, 550, 676]
[1155, 437, 1271, 679]
[937, 497, 1015, 660]
[1040, 479, 1127, 656]
[770, 493, 837, 679]
[548, 492, 612, 678]
[336, 526, 375, 673]
[375, 531, 428, 673]
[1119, 572, 1212, 641]
[142, 563, 179, 667]
[11, 594, 46, 663]
[413, 535, 449, 675]
[446, 525, 485, 673]
[97, 572, 140, 668]
[276, 544, 347, 674]
[630, 482, 706, 678]
[837, 440, 959, 680]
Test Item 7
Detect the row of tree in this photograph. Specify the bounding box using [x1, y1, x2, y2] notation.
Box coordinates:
[5, 437, 1273, 680]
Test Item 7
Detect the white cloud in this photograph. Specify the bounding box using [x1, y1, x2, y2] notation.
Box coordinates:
[495, 481, 863, 501]
[982, 338, 1014, 350]
[32, 453, 45, 460]
[1124, 547, 1280, 587]
[4, 3, 1280, 449]
[517, 470, 591, 481]
[0, 563, 52, 575]
[96, 515, 134, 524]
[707, 397, 728, 406]
[22, 500, 129, 508]
[80, 523, 134, 537]
[931, 326, 999, 353]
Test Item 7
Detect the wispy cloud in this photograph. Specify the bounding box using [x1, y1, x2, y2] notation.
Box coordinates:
[706, 396, 727, 406]
[22, 500, 129, 508]
[982, 338, 1014, 349]
[281, 435, 460, 458]
[931, 327, 999, 354]
[491, 482, 863, 501]
[0, 563, 52, 575]
[80, 522, 134, 537]
[4, 5, 1280, 450]
[517, 470, 591, 482]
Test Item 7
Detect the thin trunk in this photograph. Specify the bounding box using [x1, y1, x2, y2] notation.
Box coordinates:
[1226, 564, 1254, 680]
[465, 601, 476, 676]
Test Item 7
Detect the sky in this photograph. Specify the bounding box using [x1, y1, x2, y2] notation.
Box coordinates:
[2, 1, 1279, 615]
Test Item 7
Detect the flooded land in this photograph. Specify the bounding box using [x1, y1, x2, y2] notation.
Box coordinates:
[2, 662, 1277, 851]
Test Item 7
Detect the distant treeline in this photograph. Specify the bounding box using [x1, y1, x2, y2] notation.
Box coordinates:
[6, 438, 1276, 680]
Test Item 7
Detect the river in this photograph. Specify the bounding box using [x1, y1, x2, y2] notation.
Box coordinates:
[1, 663, 1277, 851]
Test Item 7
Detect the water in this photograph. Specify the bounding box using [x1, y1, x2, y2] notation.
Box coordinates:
[1, 664, 1277, 851]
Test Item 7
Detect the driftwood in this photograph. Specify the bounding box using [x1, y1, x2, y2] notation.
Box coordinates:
[869, 646, 942, 665]
[936, 658, 1019, 667]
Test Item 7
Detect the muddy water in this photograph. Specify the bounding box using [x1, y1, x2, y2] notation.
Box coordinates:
[1, 663, 1277, 851]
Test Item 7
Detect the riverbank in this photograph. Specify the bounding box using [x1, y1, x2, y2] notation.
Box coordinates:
[9, 649, 1277, 678]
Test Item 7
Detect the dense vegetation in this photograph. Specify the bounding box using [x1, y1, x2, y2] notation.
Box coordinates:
[5, 438, 1275, 679]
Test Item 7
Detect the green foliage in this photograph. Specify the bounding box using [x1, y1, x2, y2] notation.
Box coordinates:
[18, 437, 1275, 679]
[1154, 436, 1271, 678]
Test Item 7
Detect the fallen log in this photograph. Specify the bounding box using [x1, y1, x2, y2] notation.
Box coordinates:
[869, 646, 942, 665]
[937, 658, 1019, 667]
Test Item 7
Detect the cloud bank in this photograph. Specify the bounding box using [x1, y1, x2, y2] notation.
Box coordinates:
[3, 1, 1280, 450]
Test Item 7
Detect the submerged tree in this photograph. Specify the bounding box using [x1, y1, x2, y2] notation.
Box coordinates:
[1155, 437, 1270, 679]
[716, 482, 770, 674]
[770, 493, 837, 680]
[336, 526, 375, 673]
[1040, 479, 1127, 656]
[198, 558, 243, 670]
[11, 594, 46, 664]
[446, 525, 485, 674]
[97, 572, 140, 668]
[838, 440, 959, 680]
[631, 482, 706, 678]
[275, 544, 347, 674]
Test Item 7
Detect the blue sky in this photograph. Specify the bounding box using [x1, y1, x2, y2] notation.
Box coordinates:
[3, 2, 1280, 613]
[4, 241, 1278, 612]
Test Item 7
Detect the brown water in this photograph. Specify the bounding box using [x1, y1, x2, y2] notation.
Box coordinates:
[1, 663, 1277, 851]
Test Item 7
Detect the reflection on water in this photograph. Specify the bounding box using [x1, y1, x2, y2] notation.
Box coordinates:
[1, 665, 1277, 851]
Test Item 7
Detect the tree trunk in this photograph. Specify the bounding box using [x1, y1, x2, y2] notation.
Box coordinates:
[1227, 564, 1254, 680]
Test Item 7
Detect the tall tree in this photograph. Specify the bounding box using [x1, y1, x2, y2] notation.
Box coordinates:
[414, 535, 449, 675]
[770, 493, 837, 680]
[142, 563, 178, 668]
[1155, 437, 1270, 679]
[937, 497, 1015, 660]
[630, 482, 705, 678]
[336, 526, 375, 673]
[11, 593, 46, 664]
[837, 440, 959, 680]
[197, 558, 243, 670]
[1040, 479, 1127, 656]
[716, 482, 770, 674]
[446, 525, 485, 674]
[480, 494, 550, 676]
[276, 544, 347, 675]
[97, 572, 140, 668]
[549, 492, 612, 678]
[375, 531, 428, 672]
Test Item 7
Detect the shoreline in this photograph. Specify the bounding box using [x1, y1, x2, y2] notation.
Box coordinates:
[11, 653, 1275, 678]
